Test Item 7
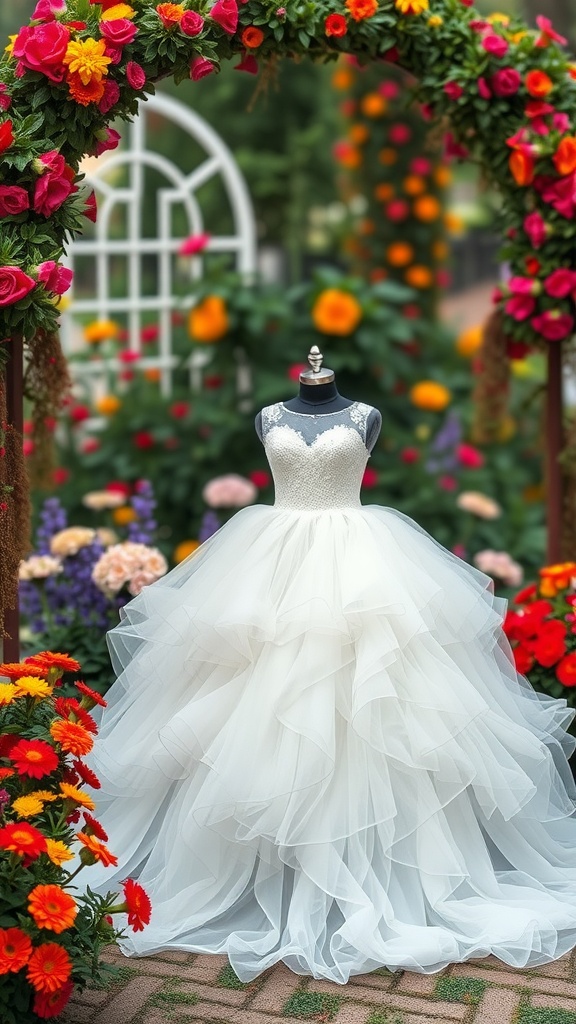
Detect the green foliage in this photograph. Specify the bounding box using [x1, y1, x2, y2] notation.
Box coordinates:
[517, 1008, 576, 1024]
[433, 975, 488, 1004]
[282, 989, 342, 1018]
[217, 962, 249, 988]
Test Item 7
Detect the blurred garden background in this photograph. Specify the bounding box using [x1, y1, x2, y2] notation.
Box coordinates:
[4, 0, 576, 703]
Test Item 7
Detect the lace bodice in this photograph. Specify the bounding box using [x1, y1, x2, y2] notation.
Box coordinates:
[259, 402, 376, 511]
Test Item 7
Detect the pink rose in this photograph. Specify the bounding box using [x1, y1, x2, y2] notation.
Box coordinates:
[535, 14, 567, 47]
[37, 260, 73, 295]
[190, 56, 215, 80]
[0, 84, 11, 112]
[481, 33, 509, 57]
[12, 22, 70, 82]
[180, 10, 204, 35]
[523, 210, 548, 248]
[537, 170, 576, 219]
[443, 81, 463, 101]
[33, 156, 75, 217]
[389, 123, 411, 144]
[509, 275, 540, 296]
[94, 127, 121, 156]
[379, 81, 399, 99]
[0, 185, 29, 217]
[209, 0, 238, 33]
[410, 157, 431, 175]
[386, 199, 409, 221]
[531, 310, 574, 340]
[178, 232, 210, 255]
[477, 77, 492, 99]
[457, 443, 484, 469]
[490, 68, 521, 97]
[234, 53, 258, 74]
[444, 132, 469, 159]
[31, 0, 66, 18]
[552, 112, 570, 133]
[84, 190, 97, 222]
[0, 266, 36, 306]
[126, 61, 146, 89]
[505, 294, 536, 320]
[544, 268, 576, 298]
[439, 475, 458, 492]
[100, 18, 138, 46]
[98, 77, 120, 114]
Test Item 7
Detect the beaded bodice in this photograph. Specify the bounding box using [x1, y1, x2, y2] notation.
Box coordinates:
[260, 402, 374, 511]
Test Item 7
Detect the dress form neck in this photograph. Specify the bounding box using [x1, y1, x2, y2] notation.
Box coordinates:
[283, 381, 353, 415]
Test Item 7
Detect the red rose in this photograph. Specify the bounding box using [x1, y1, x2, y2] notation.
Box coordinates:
[532, 620, 567, 667]
[70, 404, 90, 423]
[0, 184, 29, 217]
[33, 169, 74, 217]
[190, 56, 215, 80]
[126, 61, 146, 89]
[481, 33, 509, 57]
[513, 644, 534, 675]
[84, 190, 98, 223]
[362, 467, 378, 488]
[12, 22, 70, 82]
[249, 470, 271, 488]
[0, 84, 11, 112]
[94, 127, 121, 156]
[557, 652, 576, 686]
[0, 266, 36, 307]
[98, 78, 120, 115]
[490, 68, 521, 97]
[181, 10, 204, 34]
[443, 82, 464, 101]
[325, 13, 347, 36]
[37, 260, 73, 295]
[100, 18, 138, 46]
[401, 447, 420, 464]
[531, 310, 575, 341]
[209, 0, 238, 33]
[134, 431, 155, 449]
[0, 120, 14, 154]
[32, 0, 67, 18]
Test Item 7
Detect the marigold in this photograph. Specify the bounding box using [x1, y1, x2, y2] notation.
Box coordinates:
[410, 380, 452, 411]
[349, 124, 369, 145]
[112, 505, 138, 526]
[386, 242, 414, 267]
[1, 661, 49, 680]
[434, 165, 452, 187]
[83, 319, 119, 343]
[374, 183, 394, 201]
[13, 795, 45, 818]
[63, 38, 111, 85]
[96, 394, 121, 415]
[188, 295, 229, 343]
[33, 981, 74, 1019]
[345, 0, 378, 20]
[332, 68, 353, 90]
[428, 14, 442, 26]
[45, 839, 74, 866]
[335, 142, 362, 168]
[525, 69, 554, 97]
[0, 822, 47, 860]
[0, 683, 16, 705]
[456, 324, 483, 357]
[51, 719, 93, 757]
[432, 240, 449, 261]
[241, 26, 265, 48]
[395, 0, 429, 13]
[11, 739, 59, 779]
[0, 927, 33, 975]
[413, 195, 441, 221]
[28, 885, 78, 934]
[444, 211, 465, 235]
[122, 878, 152, 931]
[405, 265, 433, 288]
[67, 73, 106, 106]
[78, 831, 119, 867]
[13, 676, 53, 699]
[311, 289, 362, 336]
[144, 367, 162, 382]
[59, 782, 96, 809]
[378, 147, 397, 165]
[27, 942, 72, 994]
[174, 539, 200, 563]
[403, 175, 426, 196]
[100, 3, 136, 18]
[156, 2, 185, 26]
[26, 652, 81, 674]
[361, 93, 386, 117]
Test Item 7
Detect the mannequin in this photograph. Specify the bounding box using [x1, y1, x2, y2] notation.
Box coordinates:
[255, 346, 382, 452]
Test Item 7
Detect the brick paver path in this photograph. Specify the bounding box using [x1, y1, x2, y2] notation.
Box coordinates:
[61, 945, 576, 1024]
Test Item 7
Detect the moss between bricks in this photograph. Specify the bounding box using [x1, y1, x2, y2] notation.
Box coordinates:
[516, 1008, 576, 1024]
[282, 990, 342, 1019]
[367, 1011, 406, 1024]
[433, 976, 488, 1005]
[217, 963, 250, 989]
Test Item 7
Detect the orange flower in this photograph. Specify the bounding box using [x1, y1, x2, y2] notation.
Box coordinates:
[378, 147, 397, 166]
[349, 124, 369, 145]
[335, 142, 361, 168]
[331, 68, 353, 90]
[345, 0, 378, 19]
[374, 183, 394, 201]
[100, 2, 136, 18]
[28, 885, 78, 934]
[156, 2, 185, 26]
[432, 240, 449, 261]
[361, 93, 386, 117]
[174, 539, 200, 563]
[403, 175, 426, 196]
[188, 296, 229, 343]
[83, 319, 119, 343]
[509, 149, 535, 186]
[59, 782, 96, 809]
[405, 265, 433, 288]
[27, 942, 72, 994]
[434, 165, 452, 187]
[96, 394, 121, 415]
[456, 324, 483, 357]
[10, 739, 59, 779]
[553, 136, 576, 176]
[386, 242, 414, 267]
[525, 69, 554, 97]
[410, 380, 452, 411]
[77, 831, 119, 867]
[67, 73, 105, 106]
[112, 505, 138, 526]
[359, 218, 375, 235]
[144, 368, 162, 382]
[241, 26, 264, 48]
[311, 289, 362, 335]
[45, 839, 75, 867]
[26, 652, 81, 674]
[0, 927, 33, 975]
[413, 195, 441, 221]
[51, 719, 94, 757]
[122, 878, 152, 931]
[0, 661, 49, 680]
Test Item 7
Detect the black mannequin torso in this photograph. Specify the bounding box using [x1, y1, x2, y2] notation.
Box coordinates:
[282, 381, 354, 414]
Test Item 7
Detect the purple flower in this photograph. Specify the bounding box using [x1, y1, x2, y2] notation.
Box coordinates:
[36, 497, 67, 554]
[0, 789, 10, 814]
[198, 510, 220, 543]
[127, 479, 157, 545]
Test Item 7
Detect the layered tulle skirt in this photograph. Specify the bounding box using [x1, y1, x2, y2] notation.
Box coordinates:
[84, 503, 576, 982]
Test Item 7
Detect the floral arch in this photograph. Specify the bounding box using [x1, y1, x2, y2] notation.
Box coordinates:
[0, 0, 576, 638]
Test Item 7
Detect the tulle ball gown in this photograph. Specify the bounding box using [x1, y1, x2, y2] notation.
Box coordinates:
[85, 400, 576, 984]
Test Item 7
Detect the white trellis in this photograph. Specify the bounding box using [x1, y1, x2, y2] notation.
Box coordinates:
[60, 90, 257, 397]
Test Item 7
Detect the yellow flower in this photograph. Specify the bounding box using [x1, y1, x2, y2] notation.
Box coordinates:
[444, 211, 465, 236]
[13, 676, 53, 699]
[112, 506, 137, 526]
[332, 68, 353, 91]
[486, 12, 510, 24]
[84, 319, 119, 344]
[410, 381, 452, 412]
[100, 3, 136, 19]
[95, 395, 121, 415]
[428, 15, 442, 26]
[55, 294, 71, 312]
[30, 790, 58, 803]
[415, 423, 431, 441]
[456, 324, 483, 357]
[497, 415, 516, 442]
[509, 30, 527, 43]
[395, 0, 429, 14]
[45, 839, 74, 867]
[63, 38, 111, 86]
[5, 34, 17, 56]
[13, 795, 44, 818]
[0, 683, 16, 705]
[311, 289, 362, 336]
[188, 296, 229, 344]
[59, 783, 96, 810]
[174, 540, 200, 563]
[511, 359, 532, 378]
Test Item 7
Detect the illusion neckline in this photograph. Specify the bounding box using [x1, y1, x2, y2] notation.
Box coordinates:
[279, 401, 358, 417]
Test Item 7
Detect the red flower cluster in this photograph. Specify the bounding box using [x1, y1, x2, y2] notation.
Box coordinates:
[504, 566, 576, 685]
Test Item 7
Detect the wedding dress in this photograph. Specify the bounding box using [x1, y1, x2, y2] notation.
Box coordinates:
[85, 400, 576, 983]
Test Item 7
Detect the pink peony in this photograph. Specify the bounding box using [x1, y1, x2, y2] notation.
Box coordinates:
[92, 542, 168, 597]
[37, 260, 73, 295]
[98, 77, 120, 114]
[0, 266, 36, 307]
[443, 82, 463, 101]
[181, 10, 204, 34]
[531, 310, 575, 340]
[505, 294, 536, 320]
[0, 185, 29, 217]
[100, 18, 138, 46]
[209, 0, 238, 33]
[12, 22, 70, 82]
[234, 53, 258, 74]
[126, 61, 146, 89]
[490, 68, 521, 97]
[523, 210, 548, 249]
[94, 127, 121, 156]
[202, 474, 257, 508]
[178, 232, 210, 255]
[190, 56, 215, 80]
[544, 268, 576, 298]
[477, 77, 492, 99]
[473, 549, 523, 587]
[481, 33, 509, 57]
[456, 443, 484, 469]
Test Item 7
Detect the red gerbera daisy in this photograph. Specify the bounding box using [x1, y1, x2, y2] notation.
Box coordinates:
[76, 681, 107, 708]
[0, 822, 46, 861]
[54, 697, 97, 734]
[0, 662, 49, 680]
[10, 739, 59, 779]
[25, 652, 81, 675]
[50, 719, 93, 757]
[122, 878, 152, 931]
[0, 734, 18, 759]
[33, 979, 74, 1019]
[27, 942, 72, 994]
[73, 759, 101, 789]
[83, 812, 108, 841]
[0, 926, 33, 975]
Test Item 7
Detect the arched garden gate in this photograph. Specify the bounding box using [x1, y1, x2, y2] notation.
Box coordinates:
[1, 0, 576, 657]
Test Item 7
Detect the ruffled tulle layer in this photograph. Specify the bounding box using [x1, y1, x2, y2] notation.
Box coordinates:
[84, 504, 576, 982]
